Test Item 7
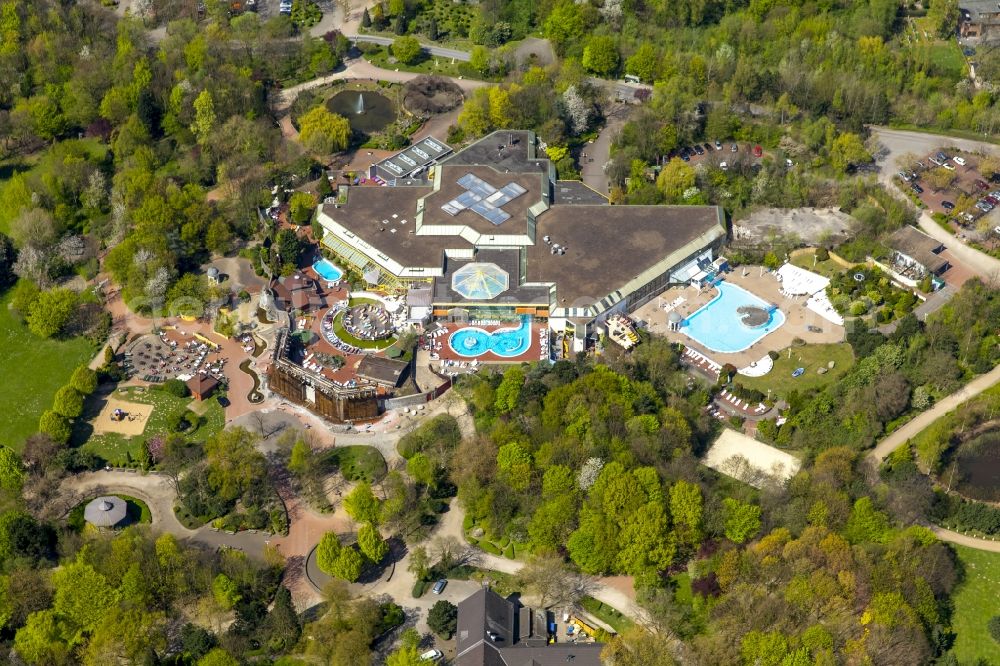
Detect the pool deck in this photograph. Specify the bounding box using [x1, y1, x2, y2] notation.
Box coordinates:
[428, 320, 549, 364]
[633, 268, 845, 368]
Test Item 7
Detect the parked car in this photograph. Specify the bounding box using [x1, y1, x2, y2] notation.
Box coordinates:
[977, 201, 993, 212]
[942, 200, 955, 210]
[420, 649, 444, 662]
[985, 195, 999, 205]
[785, 158, 794, 167]
[694, 145, 705, 155]
[929, 156, 943, 166]
[943, 163, 956, 171]
[954, 156, 967, 166]
[911, 183, 924, 194]
[703, 142, 713, 152]
[898, 171, 912, 181]
[753, 145, 763, 157]
[715, 140, 723, 150]
[720, 161, 728, 170]
[915, 161, 926, 169]
[994, 225, 1000, 235]
[975, 179, 989, 190]
[731, 143, 738, 152]
[936, 151, 949, 161]
[432, 579, 447, 594]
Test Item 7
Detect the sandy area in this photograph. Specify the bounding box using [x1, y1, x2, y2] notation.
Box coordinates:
[703, 429, 801, 488]
[91, 398, 154, 436]
[633, 267, 845, 368]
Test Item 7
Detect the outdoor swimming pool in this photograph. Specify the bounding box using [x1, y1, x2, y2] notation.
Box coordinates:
[449, 316, 532, 358]
[313, 258, 344, 282]
[681, 282, 785, 353]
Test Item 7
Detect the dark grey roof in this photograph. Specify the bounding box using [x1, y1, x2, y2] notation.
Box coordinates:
[84, 496, 127, 527]
[888, 225, 948, 273]
[356, 355, 408, 387]
[456, 588, 603, 666]
[446, 130, 548, 173]
[962, 0, 1000, 21]
[553, 180, 608, 205]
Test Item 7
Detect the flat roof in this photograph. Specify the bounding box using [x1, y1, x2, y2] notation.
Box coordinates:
[322, 185, 463, 268]
[434, 249, 549, 305]
[376, 136, 452, 181]
[422, 164, 544, 234]
[527, 204, 725, 308]
[553, 180, 608, 205]
[356, 355, 408, 386]
[445, 130, 547, 173]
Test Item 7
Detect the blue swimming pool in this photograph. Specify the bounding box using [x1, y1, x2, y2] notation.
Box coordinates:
[449, 316, 532, 358]
[681, 282, 785, 353]
[313, 258, 343, 282]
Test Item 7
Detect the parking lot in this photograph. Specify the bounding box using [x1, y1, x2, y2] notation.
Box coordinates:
[894, 149, 1000, 250]
[668, 141, 768, 172]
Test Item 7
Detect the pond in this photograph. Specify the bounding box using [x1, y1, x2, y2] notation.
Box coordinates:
[327, 90, 396, 134]
[951, 429, 1000, 502]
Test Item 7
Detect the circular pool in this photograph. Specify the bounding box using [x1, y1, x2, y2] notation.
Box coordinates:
[327, 90, 396, 134]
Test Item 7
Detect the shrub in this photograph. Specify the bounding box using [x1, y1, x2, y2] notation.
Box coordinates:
[989, 616, 1000, 644]
[815, 247, 830, 261]
[162, 378, 190, 398]
[412, 579, 429, 598]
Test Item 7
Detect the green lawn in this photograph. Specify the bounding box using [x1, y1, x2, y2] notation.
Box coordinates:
[789, 250, 854, 279]
[0, 292, 96, 450]
[951, 544, 1000, 663]
[332, 306, 397, 350]
[579, 596, 635, 634]
[67, 494, 152, 530]
[325, 445, 387, 483]
[77, 385, 225, 466]
[737, 343, 855, 397]
[364, 46, 481, 80]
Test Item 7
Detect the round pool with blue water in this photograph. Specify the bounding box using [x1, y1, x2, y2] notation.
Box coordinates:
[448, 316, 531, 358]
[313, 258, 344, 282]
[681, 282, 785, 353]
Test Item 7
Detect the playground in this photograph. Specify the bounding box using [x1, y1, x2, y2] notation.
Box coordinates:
[91, 398, 154, 437]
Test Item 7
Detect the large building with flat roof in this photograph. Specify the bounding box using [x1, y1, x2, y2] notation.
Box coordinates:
[317, 130, 726, 350]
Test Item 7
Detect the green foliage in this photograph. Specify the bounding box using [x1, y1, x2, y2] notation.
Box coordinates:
[722, 498, 761, 544]
[582, 36, 619, 76]
[298, 106, 351, 154]
[289, 191, 317, 225]
[494, 366, 525, 413]
[38, 409, 71, 444]
[0, 447, 23, 493]
[24, 288, 79, 339]
[69, 365, 98, 395]
[357, 522, 389, 563]
[161, 378, 190, 398]
[344, 481, 382, 525]
[392, 36, 423, 65]
[197, 648, 240, 666]
[427, 599, 458, 637]
[52, 385, 83, 419]
[316, 532, 364, 582]
[212, 573, 241, 609]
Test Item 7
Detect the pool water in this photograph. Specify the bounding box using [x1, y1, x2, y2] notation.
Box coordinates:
[681, 282, 785, 353]
[313, 258, 343, 282]
[449, 316, 532, 358]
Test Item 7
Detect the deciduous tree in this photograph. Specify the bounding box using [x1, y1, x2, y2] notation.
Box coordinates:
[298, 106, 350, 154]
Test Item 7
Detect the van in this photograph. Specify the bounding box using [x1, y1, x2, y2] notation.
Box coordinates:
[623, 74, 641, 84]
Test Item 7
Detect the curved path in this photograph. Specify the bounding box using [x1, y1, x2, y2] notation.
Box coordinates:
[866, 363, 1000, 552]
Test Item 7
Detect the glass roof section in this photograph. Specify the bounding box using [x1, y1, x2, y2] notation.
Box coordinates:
[451, 262, 510, 300]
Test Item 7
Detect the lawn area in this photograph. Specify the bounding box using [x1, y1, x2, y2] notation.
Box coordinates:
[737, 343, 855, 397]
[950, 544, 1000, 664]
[789, 249, 854, 279]
[325, 445, 387, 483]
[363, 46, 481, 80]
[0, 292, 96, 451]
[77, 385, 225, 466]
[580, 596, 635, 634]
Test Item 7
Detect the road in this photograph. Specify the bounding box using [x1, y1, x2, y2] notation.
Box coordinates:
[580, 104, 632, 195]
[275, 57, 487, 110]
[871, 126, 1000, 279]
[347, 34, 472, 62]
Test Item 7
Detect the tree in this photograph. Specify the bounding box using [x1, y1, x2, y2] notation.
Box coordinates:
[543, 1, 586, 55]
[392, 36, 422, 65]
[427, 600, 458, 637]
[494, 366, 525, 413]
[656, 158, 696, 202]
[262, 586, 301, 650]
[668, 480, 703, 548]
[289, 191, 317, 225]
[406, 452, 435, 487]
[601, 628, 677, 666]
[357, 522, 389, 563]
[38, 410, 71, 444]
[289, 439, 313, 476]
[582, 36, 619, 76]
[386, 629, 422, 666]
[197, 648, 240, 666]
[722, 498, 761, 544]
[0, 232, 15, 288]
[407, 545, 430, 580]
[361, 8, 372, 28]
[0, 511, 54, 563]
[470, 46, 491, 75]
[69, 365, 98, 395]
[0, 446, 23, 493]
[52, 561, 118, 635]
[829, 132, 871, 172]
[625, 43, 658, 82]
[517, 553, 595, 608]
[191, 90, 216, 143]
[14, 610, 69, 666]
[52, 386, 83, 419]
[344, 481, 382, 524]
[212, 574, 241, 610]
[203, 428, 266, 502]
[298, 105, 350, 154]
[926, 166, 957, 191]
[25, 288, 77, 338]
[927, 0, 959, 37]
[316, 532, 365, 582]
[979, 154, 1000, 179]
[316, 532, 344, 573]
[427, 17, 438, 41]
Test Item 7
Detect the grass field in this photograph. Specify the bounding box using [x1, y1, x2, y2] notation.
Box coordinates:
[580, 596, 635, 634]
[77, 385, 225, 466]
[950, 544, 1000, 663]
[0, 292, 96, 450]
[790, 250, 854, 279]
[364, 46, 479, 80]
[737, 343, 855, 397]
[325, 445, 387, 483]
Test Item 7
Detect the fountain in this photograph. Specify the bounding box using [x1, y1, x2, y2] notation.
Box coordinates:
[327, 90, 396, 134]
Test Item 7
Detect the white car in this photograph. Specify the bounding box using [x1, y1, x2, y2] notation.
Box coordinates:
[954, 156, 967, 166]
[943, 163, 956, 171]
[420, 649, 443, 662]
[720, 161, 728, 170]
